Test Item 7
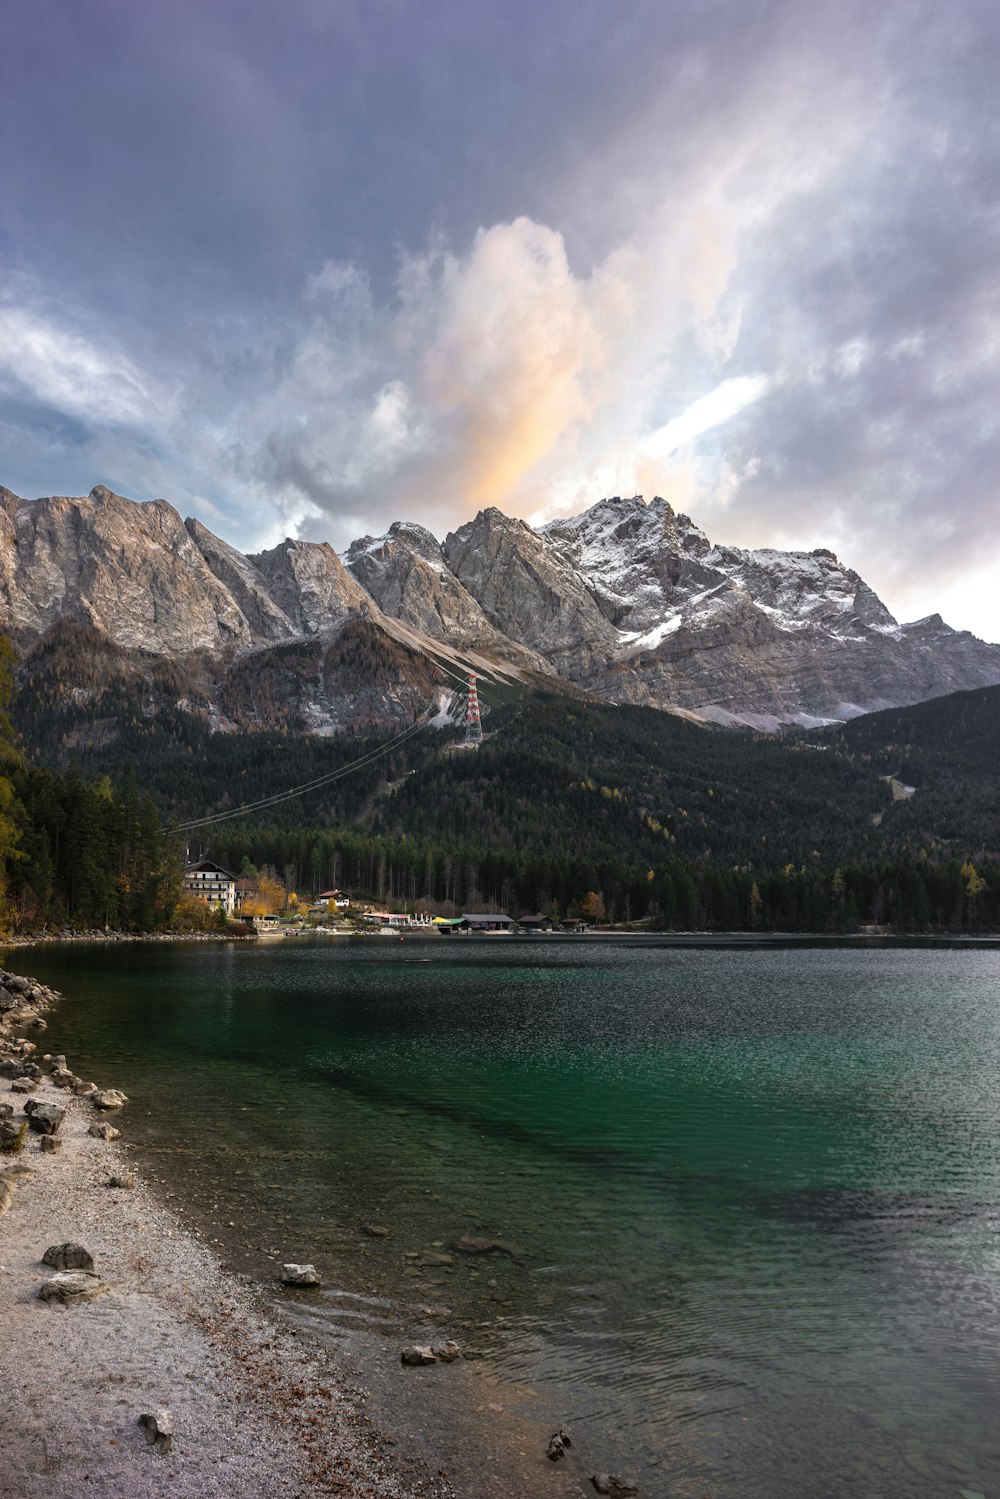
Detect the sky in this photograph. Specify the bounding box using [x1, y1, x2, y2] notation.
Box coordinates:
[2, 0, 999, 639]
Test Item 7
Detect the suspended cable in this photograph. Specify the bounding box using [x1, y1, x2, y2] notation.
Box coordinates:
[176, 712, 437, 831]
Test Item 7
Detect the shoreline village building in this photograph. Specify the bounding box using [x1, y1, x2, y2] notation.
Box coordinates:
[183, 859, 237, 915]
[316, 890, 350, 909]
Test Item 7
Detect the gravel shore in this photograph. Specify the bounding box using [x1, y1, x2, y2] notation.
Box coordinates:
[0, 979, 448, 1499]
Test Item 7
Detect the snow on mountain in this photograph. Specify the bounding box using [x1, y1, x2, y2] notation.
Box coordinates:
[1, 484, 998, 729]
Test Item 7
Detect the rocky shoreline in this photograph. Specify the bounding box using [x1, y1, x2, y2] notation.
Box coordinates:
[1, 959, 638, 1498]
[0, 968, 454, 1498]
[0, 927, 253, 948]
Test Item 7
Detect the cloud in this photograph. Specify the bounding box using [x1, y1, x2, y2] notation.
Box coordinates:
[244, 203, 756, 543]
[639, 377, 771, 463]
[3, 0, 1000, 640]
[0, 305, 166, 428]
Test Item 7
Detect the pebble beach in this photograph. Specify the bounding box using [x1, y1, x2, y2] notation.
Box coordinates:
[0, 969, 453, 1499]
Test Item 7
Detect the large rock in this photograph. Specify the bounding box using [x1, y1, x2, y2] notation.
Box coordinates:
[281, 1263, 321, 1286]
[88, 1122, 121, 1141]
[137, 1409, 174, 1454]
[401, 1345, 437, 1366]
[38, 1271, 109, 1304]
[91, 1089, 128, 1110]
[42, 1242, 95, 1272]
[25, 1102, 65, 1135]
[0, 1117, 26, 1150]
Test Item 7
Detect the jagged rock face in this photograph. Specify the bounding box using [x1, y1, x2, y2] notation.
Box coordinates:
[0, 486, 253, 654]
[345, 521, 554, 673]
[542, 495, 898, 640]
[220, 618, 447, 734]
[443, 508, 619, 674]
[184, 518, 297, 643]
[2, 483, 998, 731]
[537, 495, 1000, 723]
[248, 537, 373, 635]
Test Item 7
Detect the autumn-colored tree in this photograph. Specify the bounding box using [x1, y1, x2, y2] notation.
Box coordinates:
[749, 881, 763, 928]
[580, 890, 606, 922]
[241, 875, 286, 917]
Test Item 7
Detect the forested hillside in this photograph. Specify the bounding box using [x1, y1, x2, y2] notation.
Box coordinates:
[10, 654, 998, 932]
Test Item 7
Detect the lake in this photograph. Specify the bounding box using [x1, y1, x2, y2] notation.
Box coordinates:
[19, 935, 1000, 1497]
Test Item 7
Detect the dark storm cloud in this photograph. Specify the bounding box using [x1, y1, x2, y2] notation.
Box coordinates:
[1, 0, 998, 634]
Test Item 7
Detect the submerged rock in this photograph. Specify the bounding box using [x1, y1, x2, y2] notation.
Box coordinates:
[401, 1344, 437, 1366]
[281, 1263, 321, 1286]
[591, 1476, 640, 1497]
[415, 1249, 453, 1267]
[434, 1340, 462, 1362]
[453, 1235, 521, 1257]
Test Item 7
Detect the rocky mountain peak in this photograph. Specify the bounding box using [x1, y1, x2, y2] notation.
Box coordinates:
[0, 485, 252, 654]
[344, 514, 553, 672]
[248, 537, 372, 636]
[443, 506, 620, 674]
[1, 480, 998, 730]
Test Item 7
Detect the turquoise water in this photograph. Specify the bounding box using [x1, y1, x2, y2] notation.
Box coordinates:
[20, 936, 1000, 1496]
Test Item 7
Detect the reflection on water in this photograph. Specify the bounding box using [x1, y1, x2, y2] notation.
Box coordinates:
[23, 936, 1000, 1496]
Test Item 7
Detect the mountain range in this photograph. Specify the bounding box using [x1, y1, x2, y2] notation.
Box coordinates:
[2, 483, 998, 735]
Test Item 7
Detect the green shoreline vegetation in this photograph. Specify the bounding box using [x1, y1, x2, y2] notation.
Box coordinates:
[2, 633, 998, 936]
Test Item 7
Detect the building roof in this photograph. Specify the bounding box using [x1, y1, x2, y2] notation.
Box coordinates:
[462, 913, 514, 923]
[185, 859, 235, 879]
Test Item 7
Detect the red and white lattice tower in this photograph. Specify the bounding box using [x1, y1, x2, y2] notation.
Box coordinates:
[464, 672, 483, 747]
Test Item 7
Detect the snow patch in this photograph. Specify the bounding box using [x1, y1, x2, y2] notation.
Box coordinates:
[618, 615, 683, 650]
